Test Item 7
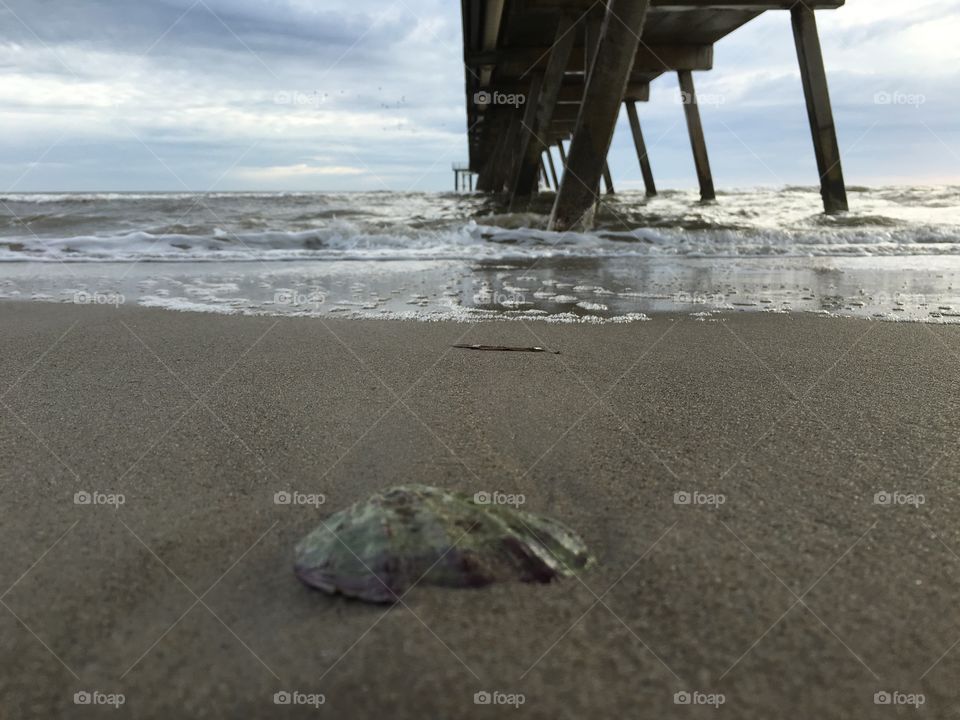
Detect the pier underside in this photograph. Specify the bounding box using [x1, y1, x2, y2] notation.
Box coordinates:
[461, 0, 847, 228]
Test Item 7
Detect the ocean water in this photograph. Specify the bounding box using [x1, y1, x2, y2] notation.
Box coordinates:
[2, 186, 960, 323]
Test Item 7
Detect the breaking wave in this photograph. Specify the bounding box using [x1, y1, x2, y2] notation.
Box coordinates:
[1, 186, 958, 263]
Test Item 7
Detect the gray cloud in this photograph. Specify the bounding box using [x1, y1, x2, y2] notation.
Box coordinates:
[2, 0, 405, 62]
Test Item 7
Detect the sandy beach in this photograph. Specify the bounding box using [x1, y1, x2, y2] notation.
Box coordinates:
[2, 302, 960, 718]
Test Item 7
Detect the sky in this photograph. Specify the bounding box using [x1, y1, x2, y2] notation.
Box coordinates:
[0, 0, 957, 193]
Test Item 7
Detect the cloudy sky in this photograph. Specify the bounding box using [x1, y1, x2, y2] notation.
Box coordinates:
[0, 0, 957, 192]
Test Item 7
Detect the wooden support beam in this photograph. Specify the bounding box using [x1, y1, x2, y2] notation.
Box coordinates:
[626, 101, 657, 196]
[482, 1, 505, 49]
[545, 149, 560, 189]
[624, 83, 651, 102]
[475, 108, 507, 191]
[467, 44, 713, 76]
[602, 163, 615, 194]
[495, 81, 650, 103]
[476, 130, 497, 191]
[487, 111, 522, 193]
[585, 4, 603, 199]
[510, 15, 578, 204]
[677, 70, 716, 201]
[552, 104, 582, 121]
[585, 4, 604, 74]
[792, 5, 848, 213]
[549, 0, 652, 231]
[506, 72, 544, 196]
[477, 0, 506, 88]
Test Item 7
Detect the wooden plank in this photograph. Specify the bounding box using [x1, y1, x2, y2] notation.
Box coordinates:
[626, 101, 657, 196]
[549, 0, 652, 231]
[792, 5, 848, 213]
[677, 70, 716, 201]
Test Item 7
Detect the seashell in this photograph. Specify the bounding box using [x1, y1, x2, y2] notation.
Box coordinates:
[294, 485, 594, 603]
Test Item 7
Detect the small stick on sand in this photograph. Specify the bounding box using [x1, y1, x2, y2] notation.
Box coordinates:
[453, 344, 560, 354]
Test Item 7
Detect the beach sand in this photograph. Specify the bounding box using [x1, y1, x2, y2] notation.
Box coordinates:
[2, 302, 960, 718]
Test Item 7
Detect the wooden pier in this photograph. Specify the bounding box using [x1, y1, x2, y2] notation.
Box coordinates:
[461, 0, 847, 230]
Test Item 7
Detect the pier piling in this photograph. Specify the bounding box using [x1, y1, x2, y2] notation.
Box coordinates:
[545, 149, 560, 190]
[602, 162, 615, 195]
[461, 1, 848, 220]
[678, 70, 716, 202]
[548, 0, 652, 231]
[626, 101, 656, 197]
[507, 72, 544, 198]
[792, 4, 848, 213]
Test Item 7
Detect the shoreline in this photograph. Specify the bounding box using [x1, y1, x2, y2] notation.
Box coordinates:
[4, 251, 960, 325]
[3, 302, 960, 718]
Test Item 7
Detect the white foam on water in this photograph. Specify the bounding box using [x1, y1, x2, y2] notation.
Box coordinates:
[1, 187, 959, 263]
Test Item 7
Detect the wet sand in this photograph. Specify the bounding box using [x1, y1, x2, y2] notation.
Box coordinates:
[2, 302, 960, 718]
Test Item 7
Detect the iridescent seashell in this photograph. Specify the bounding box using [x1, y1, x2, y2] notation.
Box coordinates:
[294, 485, 594, 603]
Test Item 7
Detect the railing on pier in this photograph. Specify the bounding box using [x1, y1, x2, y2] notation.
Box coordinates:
[452, 162, 474, 193]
